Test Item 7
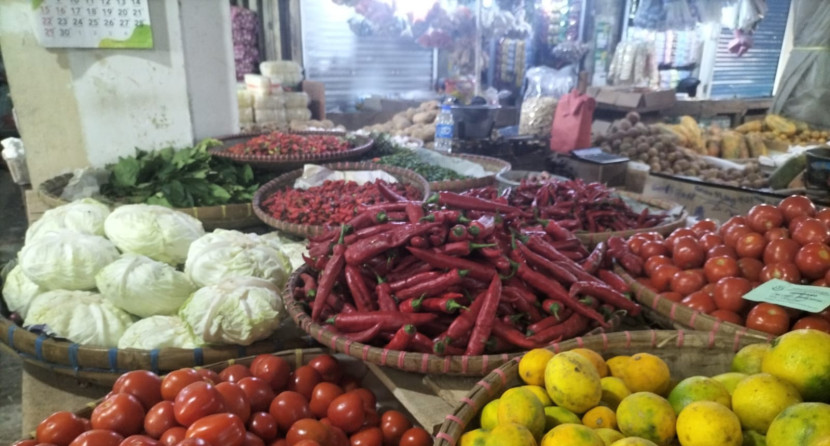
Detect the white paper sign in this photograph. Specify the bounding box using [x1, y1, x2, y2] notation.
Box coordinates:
[32, 0, 153, 49]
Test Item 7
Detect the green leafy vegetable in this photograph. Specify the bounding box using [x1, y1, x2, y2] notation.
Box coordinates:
[374, 150, 468, 182]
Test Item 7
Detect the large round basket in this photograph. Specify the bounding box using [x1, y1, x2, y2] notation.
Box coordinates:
[428, 153, 512, 192]
[0, 312, 312, 386]
[211, 132, 374, 171]
[575, 191, 688, 248]
[282, 266, 622, 376]
[252, 162, 431, 238]
[434, 329, 771, 446]
[37, 173, 261, 230]
[614, 266, 775, 340]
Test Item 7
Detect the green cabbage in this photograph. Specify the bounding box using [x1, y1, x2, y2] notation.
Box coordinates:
[260, 231, 306, 272]
[179, 276, 284, 346]
[104, 204, 205, 265]
[117, 315, 202, 350]
[25, 198, 111, 243]
[96, 254, 197, 318]
[18, 230, 120, 290]
[185, 229, 288, 288]
[25, 290, 134, 348]
[1, 265, 43, 318]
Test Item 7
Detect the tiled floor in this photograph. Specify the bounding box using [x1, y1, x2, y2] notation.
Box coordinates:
[0, 167, 26, 444]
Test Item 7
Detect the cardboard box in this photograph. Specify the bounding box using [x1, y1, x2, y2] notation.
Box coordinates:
[587, 86, 677, 111]
[301, 80, 326, 120]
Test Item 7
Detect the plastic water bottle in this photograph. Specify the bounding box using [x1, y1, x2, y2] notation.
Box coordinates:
[434, 105, 454, 153]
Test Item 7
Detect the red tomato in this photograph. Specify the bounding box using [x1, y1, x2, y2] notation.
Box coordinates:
[681, 291, 717, 314]
[310, 382, 345, 419]
[763, 238, 800, 265]
[285, 418, 330, 446]
[144, 400, 180, 439]
[195, 369, 221, 385]
[794, 242, 830, 279]
[249, 355, 292, 392]
[645, 256, 673, 277]
[173, 381, 225, 427]
[816, 208, 830, 227]
[788, 215, 811, 234]
[289, 366, 323, 401]
[747, 204, 784, 233]
[657, 291, 684, 303]
[397, 427, 431, 446]
[380, 410, 411, 446]
[270, 391, 313, 432]
[666, 228, 698, 250]
[672, 237, 706, 269]
[9, 441, 38, 446]
[765, 227, 790, 242]
[818, 308, 830, 322]
[760, 262, 802, 284]
[707, 244, 737, 260]
[270, 440, 289, 446]
[627, 235, 649, 256]
[339, 376, 361, 393]
[113, 371, 163, 411]
[243, 431, 266, 446]
[91, 393, 145, 437]
[350, 427, 383, 446]
[690, 219, 718, 237]
[327, 393, 366, 434]
[361, 409, 380, 429]
[670, 270, 706, 296]
[723, 224, 752, 249]
[120, 434, 161, 445]
[703, 256, 739, 284]
[216, 382, 252, 423]
[792, 316, 830, 333]
[185, 413, 246, 446]
[713, 277, 752, 313]
[161, 369, 203, 402]
[176, 439, 212, 446]
[635, 277, 657, 293]
[792, 218, 830, 246]
[348, 389, 377, 411]
[158, 426, 186, 446]
[779, 195, 816, 223]
[698, 233, 724, 252]
[292, 441, 321, 446]
[710, 309, 744, 325]
[651, 264, 681, 292]
[639, 241, 668, 260]
[219, 364, 253, 384]
[746, 303, 791, 335]
[734, 232, 767, 259]
[737, 257, 764, 282]
[248, 412, 279, 442]
[701, 282, 717, 296]
[67, 429, 123, 446]
[36, 411, 89, 446]
[238, 377, 277, 413]
[825, 268, 830, 285]
[813, 278, 827, 286]
[307, 355, 342, 384]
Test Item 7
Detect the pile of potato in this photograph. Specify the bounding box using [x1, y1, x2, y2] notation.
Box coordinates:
[362, 100, 440, 143]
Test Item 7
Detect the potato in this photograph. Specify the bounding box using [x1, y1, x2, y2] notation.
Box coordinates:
[413, 111, 437, 125]
[419, 100, 440, 111]
[392, 116, 411, 130]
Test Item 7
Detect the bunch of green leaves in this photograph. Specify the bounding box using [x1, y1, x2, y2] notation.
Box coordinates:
[101, 139, 261, 208]
[374, 150, 468, 182]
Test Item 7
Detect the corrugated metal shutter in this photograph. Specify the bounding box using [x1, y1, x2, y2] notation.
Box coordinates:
[710, 0, 791, 98]
[300, 0, 433, 110]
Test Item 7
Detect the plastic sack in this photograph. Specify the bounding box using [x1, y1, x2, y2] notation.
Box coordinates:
[549, 90, 596, 154]
[518, 66, 576, 137]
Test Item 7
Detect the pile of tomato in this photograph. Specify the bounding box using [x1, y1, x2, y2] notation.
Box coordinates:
[624, 195, 830, 336]
[16, 354, 431, 446]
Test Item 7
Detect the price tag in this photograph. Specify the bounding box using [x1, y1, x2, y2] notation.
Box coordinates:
[743, 279, 830, 313]
[31, 0, 153, 49]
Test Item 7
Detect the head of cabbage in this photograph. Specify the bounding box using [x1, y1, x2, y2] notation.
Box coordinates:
[179, 276, 284, 346]
[104, 204, 205, 265]
[185, 229, 289, 288]
[1, 264, 43, 319]
[18, 229, 120, 290]
[25, 290, 134, 348]
[96, 254, 197, 318]
[117, 315, 202, 350]
[25, 198, 111, 243]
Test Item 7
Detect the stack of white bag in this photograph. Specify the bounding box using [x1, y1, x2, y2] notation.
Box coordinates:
[2, 200, 302, 350]
[237, 89, 255, 126]
[244, 73, 287, 127]
[261, 61, 312, 124]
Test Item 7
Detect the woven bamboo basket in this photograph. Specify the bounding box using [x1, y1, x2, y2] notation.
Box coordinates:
[434, 329, 771, 446]
[575, 191, 688, 248]
[252, 162, 431, 238]
[211, 133, 374, 171]
[37, 173, 261, 230]
[426, 153, 512, 192]
[282, 266, 624, 376]
[0, 312, 312, 386]
[614, 266, 776, 340]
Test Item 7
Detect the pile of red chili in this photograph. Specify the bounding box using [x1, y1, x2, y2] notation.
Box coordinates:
[294, 188, 642, 356]
[228, 131, 351, 156]
[263, 180, 422, 226]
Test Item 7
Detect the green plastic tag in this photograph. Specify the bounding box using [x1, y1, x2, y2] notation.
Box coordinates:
[743, 279, 830, 313]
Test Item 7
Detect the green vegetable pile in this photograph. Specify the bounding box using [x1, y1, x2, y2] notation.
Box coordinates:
[373, 150, 468, 182]
[101, 139, 261, 208]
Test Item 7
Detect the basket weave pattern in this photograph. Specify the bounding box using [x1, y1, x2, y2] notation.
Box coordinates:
[211, 133, 374, 171]
[427, 153, 511, 192]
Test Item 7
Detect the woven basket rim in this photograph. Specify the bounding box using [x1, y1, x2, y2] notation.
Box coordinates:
[252, 162, 431, 238]
[282, 265, 623, 376]
[210, 133, 374, 168]
[428, 153, 512, 192]
[614, 265, 777, 340]
[433, 329, 771, 446]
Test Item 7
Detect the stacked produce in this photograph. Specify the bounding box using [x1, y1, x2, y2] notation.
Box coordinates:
[361, 100, 440, 143]
[227, 131, 351, 156]
[613, 195, 830, 336]
[461, 329, 829, 446]
[2, 200, 298, 349]
[294, 185, 649, 355]
[18, 353, 433, 446]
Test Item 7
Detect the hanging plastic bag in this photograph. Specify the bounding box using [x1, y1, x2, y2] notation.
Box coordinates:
[549, 89, 596, 154]
[518, 65, 576, 137]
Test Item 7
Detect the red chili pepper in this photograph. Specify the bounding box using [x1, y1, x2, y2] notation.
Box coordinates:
[492, 319, 544, 349]
[406, 247, 497, 282]
[346, 210, 388, 232]
[311, 226, 347, 321]
[340, 303, 357, 313]
[515, 261, 609, 328]
[527, 315, 563, 336]
[398, 296, 422, 313]
[580, 241, 607, 275]
[345, 265, 375, 312]
[377, 181, 410, 203]
[384, 324, 416, 350]
[405, 203, 424, 223]
[528, 312, 588, 344]
[300, 273, 317, 300]
[385, 261, 432, 283]
[420, 210, 468, 224]
[540, 299, 571, 320]
[465, 275, 503, 356]
[435, 241, 497, 257]
[537, 218, 576, 241]
[409, 330, 435, 353]
[332, 322, 382, 343]
[343, 222, 407, 245]
[597, 269, 631, 294]
[436, 191, 527, 216]
[517, 243, 578, 285]
[448, 224, 470, 242]
[396, 269, 469, 300]
[327, 311, 437, 332]
[468, 215, 496, 240]
[548, 238, 584, 252]
[408, 235, 429, 249]
[356, 202, 409, 213]
[570, 281, 641, 316]
[485, 335, 514, 353]
[389, 271, 443, 293]
[375, 281, 397, 312]
[442, 290, 487, 345]
[418, 293, 467, 314]
[345, 222, 440, 266]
